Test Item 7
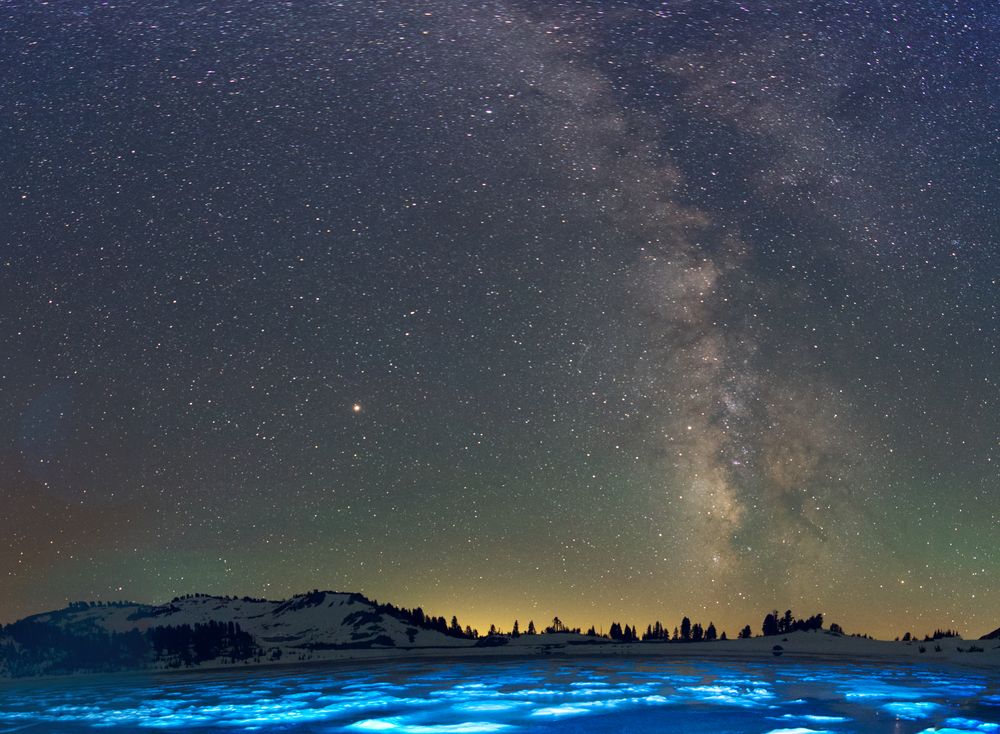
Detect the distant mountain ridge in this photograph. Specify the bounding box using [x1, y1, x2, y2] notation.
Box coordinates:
[981, 626, 1000, 640]
[0, 590, 474, 677]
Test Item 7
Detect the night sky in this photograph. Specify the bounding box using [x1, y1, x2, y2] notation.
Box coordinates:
[2, 1, 998, 639]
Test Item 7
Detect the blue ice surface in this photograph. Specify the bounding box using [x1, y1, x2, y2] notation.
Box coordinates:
[776, 713, 851, 723]
[883, 701, 944, 719]
[0, 657, 996, 732]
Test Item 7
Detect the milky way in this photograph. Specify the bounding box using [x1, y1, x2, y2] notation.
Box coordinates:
[1, 1, 997, 638]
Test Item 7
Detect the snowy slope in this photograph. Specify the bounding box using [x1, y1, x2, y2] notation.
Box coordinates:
[0, 591, 469, 676]
[109, 592, 462, 649]
[15, 591, 466, 650]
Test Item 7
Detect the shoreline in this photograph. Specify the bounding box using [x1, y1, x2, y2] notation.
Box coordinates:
[4, 631, 997, 686]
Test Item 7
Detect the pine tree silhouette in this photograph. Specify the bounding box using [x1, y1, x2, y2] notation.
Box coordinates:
[762, 612, 779, 637]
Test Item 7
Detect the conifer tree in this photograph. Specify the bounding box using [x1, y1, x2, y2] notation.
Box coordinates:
[782, 610, 794, 634]
[762, 612, 779, 637]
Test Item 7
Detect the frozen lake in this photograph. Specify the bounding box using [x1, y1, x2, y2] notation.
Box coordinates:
[1, 657, 998, 733]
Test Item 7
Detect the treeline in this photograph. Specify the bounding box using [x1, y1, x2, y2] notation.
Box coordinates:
[170, 593, 272, 604]
[0, 619, 149, 677]
[897, 629, 960, 642]
[373, 599, 569, 640]
[372, 603, 572, 642]
[762, 610, 825, 636]
[370, 598, 479, 640]
[148, 620, 259, 665]
[0, 618, 262, 677]
[466, 608, 839, 643]
[595, 618, 722, 643]
[67, 600, 140, 610]
[374, 605, 555, 640]
[631, 618, 722, 642]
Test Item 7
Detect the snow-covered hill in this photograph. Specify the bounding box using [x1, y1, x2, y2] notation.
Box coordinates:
[99, 591, 463, 648]
[0, 591, 471, 677]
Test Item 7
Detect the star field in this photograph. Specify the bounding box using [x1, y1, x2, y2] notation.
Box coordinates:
[1, 0, 998, 638]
